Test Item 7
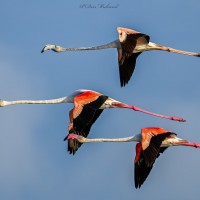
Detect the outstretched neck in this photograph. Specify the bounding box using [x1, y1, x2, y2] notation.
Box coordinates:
[82, 39, 120, 50]
[0, 97, 69, 107]
[68, 39, 120, 51]
[83, 136, 137, 143]
[44, 40, 120, 52]
[67, 134, 141, 143]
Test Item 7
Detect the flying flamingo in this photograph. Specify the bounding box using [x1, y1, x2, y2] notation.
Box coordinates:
[0, 89, 185, 154]
[67, 127, 200, 188]
[41, 27, 200, 87]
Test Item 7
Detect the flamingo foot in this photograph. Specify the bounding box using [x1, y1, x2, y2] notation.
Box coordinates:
[177, 142, 200, 148]
[184, 142, 200, 148]
[170, 117, 186, 122]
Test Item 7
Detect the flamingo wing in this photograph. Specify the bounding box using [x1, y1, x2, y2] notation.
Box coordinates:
[134, 143, 168, 188]
[142, 132, 172, 167]
[118, 33, 150, 86]
[134, 143, 153, 189]
[141, 127, 173, 166]
[66, 92, 108, 154]
[72, 95, 108, 134]
[134, 128, 174, 188]
[67, 109, 104, 154]
[118, 52, 141, 87]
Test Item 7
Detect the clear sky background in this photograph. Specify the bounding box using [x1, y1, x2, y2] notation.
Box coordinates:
[0, 1, 200, 200]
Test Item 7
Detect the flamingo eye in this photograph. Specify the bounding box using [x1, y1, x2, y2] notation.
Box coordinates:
[118, 30, 122, 35]
[118, 30, 127, 42]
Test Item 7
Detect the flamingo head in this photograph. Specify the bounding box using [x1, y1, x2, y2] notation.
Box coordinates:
[117, 28, 127, 43]
[66, 133, 85, 143]
[41, 44, 56, 53]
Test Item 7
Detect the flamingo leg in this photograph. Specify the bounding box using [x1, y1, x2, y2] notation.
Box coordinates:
[112, 103, 186, 122]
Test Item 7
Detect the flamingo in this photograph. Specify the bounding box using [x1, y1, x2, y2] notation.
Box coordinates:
[41, 27, 200, 87]
[67, 127, 200, 188]
[0, 90, 185, 154]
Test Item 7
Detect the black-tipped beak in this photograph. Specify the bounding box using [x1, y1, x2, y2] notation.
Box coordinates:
[41, 45, 48, 53]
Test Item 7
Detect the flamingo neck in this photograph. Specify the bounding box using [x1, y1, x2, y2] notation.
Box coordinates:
[67, 133, 141, 143]
[83, 136, 139, 143]
[0, 97, 70, 107]
[67, 39, 120, 51]
[47, 40, 120, 52]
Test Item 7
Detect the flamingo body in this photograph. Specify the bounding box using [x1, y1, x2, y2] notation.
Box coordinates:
[41, 27, 200, 87]
[64, 90, 185, 154]
[134, 127, 174, 188]
[66, 90, 109, 154]
[134, 127, 190, 188]
[0, 90, 185, 155]
[67, 127, 200, 188]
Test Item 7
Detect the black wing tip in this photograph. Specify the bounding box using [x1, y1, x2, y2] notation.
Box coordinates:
[134, 177, 143, 189]
[134, 169, 145, 189]
[65, 137, 81, 155]
[135, 184, 142, 189]
[134, 178, 145, 189]
[119, 66, 131, 87]
[120, 79, 129, 87]
[119, 53, 142, 88]
[67, 142, 79, 155]
[121, 80, 129, 87]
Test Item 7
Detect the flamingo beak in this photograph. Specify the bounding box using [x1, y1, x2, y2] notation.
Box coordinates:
[41, 46, 47, 53]
[41, 44, 51, 53]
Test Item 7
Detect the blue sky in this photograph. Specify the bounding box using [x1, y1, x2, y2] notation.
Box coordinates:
[0, 1, 200, 200]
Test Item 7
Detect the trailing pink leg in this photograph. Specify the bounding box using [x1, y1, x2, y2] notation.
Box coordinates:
[112, 103, 186, 122]
[177, 142, 200, 148]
